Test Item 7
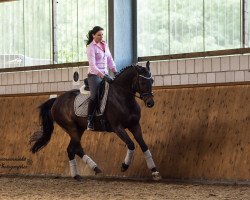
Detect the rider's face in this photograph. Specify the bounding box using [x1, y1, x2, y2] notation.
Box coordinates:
[93, 30, 104, 43]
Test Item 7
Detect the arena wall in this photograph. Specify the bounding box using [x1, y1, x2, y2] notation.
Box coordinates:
[0, 84, 249, 181]
[0, 54, 250, 95]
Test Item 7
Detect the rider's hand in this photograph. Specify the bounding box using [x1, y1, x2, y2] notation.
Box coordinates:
[103, 74, 113, 84]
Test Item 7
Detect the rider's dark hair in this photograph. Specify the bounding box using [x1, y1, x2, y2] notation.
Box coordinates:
[86, 26, 104, 46]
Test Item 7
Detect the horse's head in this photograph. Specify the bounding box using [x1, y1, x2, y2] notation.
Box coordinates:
[135, 61, 154, 108]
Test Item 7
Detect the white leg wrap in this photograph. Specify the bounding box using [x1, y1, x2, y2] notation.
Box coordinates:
[82, 155, 97, 170]
[124, 149, 135, 165]
[69, 159, 79, 177]
[144, 150, 156, 169]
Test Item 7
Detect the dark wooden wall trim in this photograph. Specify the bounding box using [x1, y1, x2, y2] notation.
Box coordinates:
[0, 61, 88, 73]
[138, 48, 250, 62]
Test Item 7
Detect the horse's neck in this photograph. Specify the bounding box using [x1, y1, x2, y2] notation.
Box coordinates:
[108, 85, 138, 117]
[110, 69, 138, 103]
[110, 84, 135, 102]
[114, 69, 137, 90]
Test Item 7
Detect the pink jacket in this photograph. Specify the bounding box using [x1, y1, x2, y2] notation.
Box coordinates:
[87, 40, 117, 77]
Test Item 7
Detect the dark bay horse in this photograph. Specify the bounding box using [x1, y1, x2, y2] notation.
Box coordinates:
[30, 61, 161, 181]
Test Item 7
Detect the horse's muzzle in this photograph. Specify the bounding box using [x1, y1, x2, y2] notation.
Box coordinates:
[144, 97, 154, 108]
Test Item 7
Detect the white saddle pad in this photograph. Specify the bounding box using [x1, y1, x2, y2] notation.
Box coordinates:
[74, 82, 109, 117]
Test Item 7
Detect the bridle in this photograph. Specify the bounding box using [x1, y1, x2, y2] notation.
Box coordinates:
[112, 68, 154, 100]
[135, 74, 154, 100]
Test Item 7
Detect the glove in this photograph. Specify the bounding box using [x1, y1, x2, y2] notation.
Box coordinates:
[103, 74, 113, 84]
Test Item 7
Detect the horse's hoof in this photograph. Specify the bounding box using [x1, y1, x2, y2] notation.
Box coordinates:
[73, 175, 82, 181]
[121, 163, 129, 172]
[94, 167, 103, 175]
[152, 171, 162, 181]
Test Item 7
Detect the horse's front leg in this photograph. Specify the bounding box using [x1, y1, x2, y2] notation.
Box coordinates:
[113, 126, 135, 172]
[129, 124, 162, 180]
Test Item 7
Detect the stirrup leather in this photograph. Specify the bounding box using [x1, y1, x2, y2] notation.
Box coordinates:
[87, 119, 94, 131]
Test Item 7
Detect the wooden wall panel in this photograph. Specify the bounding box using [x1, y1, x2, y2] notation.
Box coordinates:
[0, 84, 249, 181]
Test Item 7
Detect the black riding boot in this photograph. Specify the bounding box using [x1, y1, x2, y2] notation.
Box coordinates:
[87, 99, 95, 131]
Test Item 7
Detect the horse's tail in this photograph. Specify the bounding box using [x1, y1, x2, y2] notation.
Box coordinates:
[30, 98, 56, 153]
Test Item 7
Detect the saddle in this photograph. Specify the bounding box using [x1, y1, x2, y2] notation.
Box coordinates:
[74, 78, 112, 132]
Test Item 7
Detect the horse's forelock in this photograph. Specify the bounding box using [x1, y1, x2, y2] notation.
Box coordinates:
[135, 65, 151, 77]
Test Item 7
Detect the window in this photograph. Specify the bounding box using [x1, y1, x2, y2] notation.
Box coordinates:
[204, 0, 240, 51]
[138, 0, 242, 57]
[24, 0, 52, 66]
[0, 0, 25, 68]
[170, 0, 203, 54]
[0, 0, 108, 68]
[137, 0, 169, 56]
[57, 0, 107, 63]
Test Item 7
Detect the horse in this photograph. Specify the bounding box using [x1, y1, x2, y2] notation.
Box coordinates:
[30, 61, 161, 181]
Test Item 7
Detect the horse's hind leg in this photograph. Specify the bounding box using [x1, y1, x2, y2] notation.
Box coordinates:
[66, 127, 102, 181]
[74, 141, 103, 175]
[113, 126, 135, 172]
[67, 139, 81, 181]
[129, 124, 162, 180]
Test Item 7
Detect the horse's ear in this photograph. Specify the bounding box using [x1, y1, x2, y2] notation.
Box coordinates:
[146, 61, 150, 71]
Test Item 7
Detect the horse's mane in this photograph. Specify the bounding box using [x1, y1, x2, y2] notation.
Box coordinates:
[114, 65, 134, 79]
[113, 64, 140, 82]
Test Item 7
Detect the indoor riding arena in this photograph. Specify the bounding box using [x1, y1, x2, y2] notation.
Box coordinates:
[0, 0, 249, 200]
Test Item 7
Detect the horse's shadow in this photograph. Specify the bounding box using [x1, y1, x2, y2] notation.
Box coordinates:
[160, 119, 233, 179]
